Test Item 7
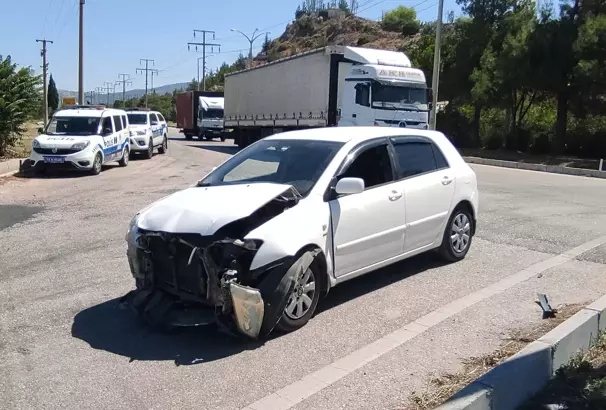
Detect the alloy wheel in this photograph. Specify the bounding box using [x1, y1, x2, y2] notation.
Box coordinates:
[284, 267, 316, 320]
[450, 213, 471, 253]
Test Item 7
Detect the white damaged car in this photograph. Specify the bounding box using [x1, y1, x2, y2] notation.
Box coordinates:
[124, 127, 479, 339]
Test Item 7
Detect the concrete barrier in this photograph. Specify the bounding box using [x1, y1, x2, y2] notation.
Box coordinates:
[437, 294, 606, 410]
[463, 156, 606, 180]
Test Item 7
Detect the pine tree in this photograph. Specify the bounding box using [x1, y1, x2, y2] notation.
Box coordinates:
[47, 74, 59, 112]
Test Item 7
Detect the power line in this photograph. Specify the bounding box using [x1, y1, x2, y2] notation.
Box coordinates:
[116, 74, 132, 103]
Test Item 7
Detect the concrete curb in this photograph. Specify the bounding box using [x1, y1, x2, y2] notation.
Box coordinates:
[437, 294, 606, 410]
[463, 156, 606, 179]
[0, 158, 25, 178]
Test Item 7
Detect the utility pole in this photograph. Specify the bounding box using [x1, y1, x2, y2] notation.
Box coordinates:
[103, 82, 113, 106]
[230, 28, 268, 61]
[36, 39, 53, 126]
[429, 0, 444, 130]
[136, 59, 155, 107]
[78, 0, 85, 104]
[188, 29, 220, 91]
[116, 74, 132, 103]
[95, 87, 103, 105]
[150, 69, 159, 94]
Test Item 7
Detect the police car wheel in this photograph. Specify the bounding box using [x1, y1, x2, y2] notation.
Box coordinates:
[158, 136, 167, 154]
[119, 147, 129, 167]
[144, 139, 153, 159]
[220, 135, 226, 142]
[90, 153, 102, 175]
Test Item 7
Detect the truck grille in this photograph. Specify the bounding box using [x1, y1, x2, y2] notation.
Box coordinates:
[147, 234, 209, 302]
[34, 147, 80, 155]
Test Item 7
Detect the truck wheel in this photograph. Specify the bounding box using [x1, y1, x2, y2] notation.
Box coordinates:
[118, 147, 129, 167]
[158, 135, 168, 154]
[90, 153, 102, 175]
[143, 139, 153, 159]
[185, 134, 193, 140]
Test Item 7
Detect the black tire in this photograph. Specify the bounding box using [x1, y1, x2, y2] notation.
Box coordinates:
[90, 153, 102, 175]
[118, 147, 129, 167]
[220, 135, 226, 142]
[158, 135, 167, 154]
[439, 205, 474, 262]
[275, 261, 322, 333]
[143, 139, 153, 159]
[185, 134, 193, 140]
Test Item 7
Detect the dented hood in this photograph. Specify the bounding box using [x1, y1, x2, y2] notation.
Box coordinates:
[137, 183, 294, 235]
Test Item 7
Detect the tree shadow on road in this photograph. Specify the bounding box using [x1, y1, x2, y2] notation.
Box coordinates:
[72, 252, 448, 366]
[71, 297, 268, 366]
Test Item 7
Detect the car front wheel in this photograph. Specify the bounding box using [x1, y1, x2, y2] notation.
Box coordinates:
[439, 206, 473, 262]
[158, 136, 167, 154]
[275, 264, 320, 333]
[143, 139, 153, 159]
[90, 153, 102, 175]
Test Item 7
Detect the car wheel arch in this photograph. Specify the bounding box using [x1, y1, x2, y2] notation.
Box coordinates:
[451, 200, 476, 236]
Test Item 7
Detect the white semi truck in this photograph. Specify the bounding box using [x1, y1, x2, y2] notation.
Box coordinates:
[224, 46, 431, 147]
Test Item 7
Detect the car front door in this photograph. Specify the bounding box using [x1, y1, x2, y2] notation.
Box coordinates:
[100, 116, 117, 163]
[329, 140, 406, 278]
[149, 113, 161, 146]
[390, 136, 455, 252]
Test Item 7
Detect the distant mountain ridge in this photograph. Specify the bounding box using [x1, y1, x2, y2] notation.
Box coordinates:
[58, 82, 190, 103]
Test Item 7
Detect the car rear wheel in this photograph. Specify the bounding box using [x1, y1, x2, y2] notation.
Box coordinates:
[439, 206, 473, 262]
[275, 264, 320, 333]
[90, 153, 102, 175]
[118, 147, 129, 167]
[185, 134, 193, 140]
[143, 139, 153, 159]
[158, 136, 167, 154]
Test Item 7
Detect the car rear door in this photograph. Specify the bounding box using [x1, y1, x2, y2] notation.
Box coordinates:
[390, 136, 455, 253]
[149, 113, 161, 146]
[329, 139, 407, 278]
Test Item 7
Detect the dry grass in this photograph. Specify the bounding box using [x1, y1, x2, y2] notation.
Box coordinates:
[407, 304, 586, 410]
[1, 121, 41, 160]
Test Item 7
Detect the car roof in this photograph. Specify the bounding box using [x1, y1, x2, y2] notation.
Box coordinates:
[265, 127, 447, 144]
[54, 108, 127, 117]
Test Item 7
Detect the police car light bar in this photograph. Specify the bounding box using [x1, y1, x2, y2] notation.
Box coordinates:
[63, 105, 106, 110]
[125, 107, 151, 111]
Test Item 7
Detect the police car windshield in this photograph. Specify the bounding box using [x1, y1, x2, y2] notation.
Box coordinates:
[46, 116, 100, 136]
[127, 114, 148, 125]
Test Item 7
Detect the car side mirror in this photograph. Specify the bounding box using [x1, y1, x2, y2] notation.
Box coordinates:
[335, 177, 365, 195]
[103, 127, 112, 135]
[37, 127, 43, 134]
[427, 88, 434, 102]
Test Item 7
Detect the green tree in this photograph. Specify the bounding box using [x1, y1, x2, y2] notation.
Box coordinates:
[381, 6, 421, 35]
[186, 77, 199, 91]
[338, 0, 350, 12]
[262, 33, 272, 53]
[113, 99, 123, 108]
[47, 74, 59, 112]
[0, 55, 41, 156]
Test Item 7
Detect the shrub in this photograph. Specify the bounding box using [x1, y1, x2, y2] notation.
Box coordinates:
[381, 6, 420, 35]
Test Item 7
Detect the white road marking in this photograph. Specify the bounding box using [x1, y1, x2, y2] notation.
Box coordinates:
[242, 235, 606, 410]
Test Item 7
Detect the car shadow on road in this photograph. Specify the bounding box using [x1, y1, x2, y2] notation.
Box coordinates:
[186, 144, 240, 155]
[16, 164, 123, 179]
[72, 252, 447, 366]
[71, 297, 268, 366]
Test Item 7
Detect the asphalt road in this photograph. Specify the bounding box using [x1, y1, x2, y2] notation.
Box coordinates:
[1, 128, 606, 410]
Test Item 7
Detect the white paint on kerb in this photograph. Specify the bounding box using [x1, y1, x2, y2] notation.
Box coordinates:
[243, 235, 606, 410]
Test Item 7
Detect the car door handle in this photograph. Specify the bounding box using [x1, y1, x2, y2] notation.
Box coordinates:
[388, 191, 402, 201]
[442, 176, 453, 185]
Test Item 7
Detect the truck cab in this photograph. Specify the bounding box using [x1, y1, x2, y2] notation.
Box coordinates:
[197, 96, 225, 141]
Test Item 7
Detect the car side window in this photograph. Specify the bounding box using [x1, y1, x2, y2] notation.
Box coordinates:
[157, 114, 165, 122]
[432, 144, 449, 169]
[391, 139, 438, 178]
[113, 115, 123, 131]
[339, 144, 393, 189]
[121, 115, 128, 128]
[149, 113, 158, 123]
[101, 117, 113, 134]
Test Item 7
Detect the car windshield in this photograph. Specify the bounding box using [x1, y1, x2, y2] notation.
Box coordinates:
[198, 139, 343, 196]
[45, 116, 100, 136]
[204, 109, 224, 119]
[372, 82, 428, 111]
[127, 114, 148, 125]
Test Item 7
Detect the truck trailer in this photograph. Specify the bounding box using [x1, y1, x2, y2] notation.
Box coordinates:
[224, 46, 431, 148]
[175, 91, 224, 140]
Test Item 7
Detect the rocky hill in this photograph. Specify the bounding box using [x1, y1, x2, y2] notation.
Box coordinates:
[255, 12, 420, 64]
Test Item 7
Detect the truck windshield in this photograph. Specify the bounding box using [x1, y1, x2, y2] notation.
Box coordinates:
[45, 116, 100, 136]
[198, 139, 343, 197]
[372, 83, 428, 111]
[204, 109, 224, 119]
[127, 114, 148, 125]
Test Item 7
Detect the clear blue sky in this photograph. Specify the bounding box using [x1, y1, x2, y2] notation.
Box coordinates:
[1, 0, 461, 92]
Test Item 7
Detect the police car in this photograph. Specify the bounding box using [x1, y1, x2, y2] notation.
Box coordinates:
[29, 105, 130, 175]
[125, 108, 168, 159]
